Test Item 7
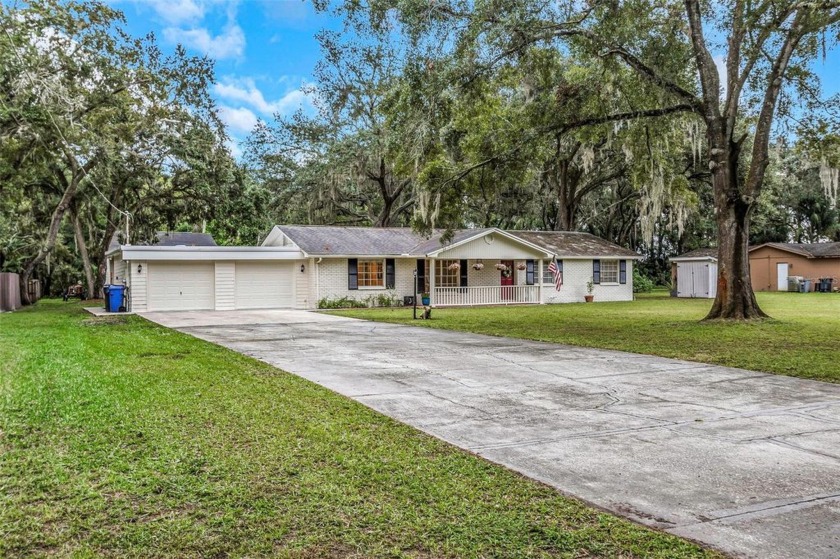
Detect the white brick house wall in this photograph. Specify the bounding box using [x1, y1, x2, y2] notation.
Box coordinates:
[316, 257, 418, 306]
[315, 257, 633, 306]
[540, 259, 634, 304]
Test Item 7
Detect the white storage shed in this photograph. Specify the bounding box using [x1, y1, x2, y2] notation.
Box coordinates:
[670, 249, 718, 299]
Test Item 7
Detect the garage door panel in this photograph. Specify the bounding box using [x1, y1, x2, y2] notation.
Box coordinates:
[235, 262, 294, 309]
[148, 263, 215, 311]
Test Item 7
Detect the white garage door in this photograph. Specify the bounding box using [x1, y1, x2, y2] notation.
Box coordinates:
[148, 263, 215, 311]
[235, 262, 294, 309]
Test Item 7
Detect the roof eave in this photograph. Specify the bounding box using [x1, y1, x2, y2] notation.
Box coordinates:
[749, 243, 813, 258]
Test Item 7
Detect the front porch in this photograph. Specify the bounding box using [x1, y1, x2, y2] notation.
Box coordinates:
[414, 229, 554, 308]
[434, 285, 541, 306]
[422, 257, 547, 307]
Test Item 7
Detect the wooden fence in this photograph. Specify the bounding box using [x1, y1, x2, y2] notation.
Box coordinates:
[0, 273, 42, 311]
[0, 272, 22, 311]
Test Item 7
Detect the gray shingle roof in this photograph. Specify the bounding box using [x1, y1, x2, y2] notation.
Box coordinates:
[755, 242, 840, 258]
[671, 248, 718, 260]
[108, 231, 218, 252]
[277, 225, 634, 258]
[277, 226, 426, 255]
[154, 232, 217, 247]
[508, 231, 638, 258]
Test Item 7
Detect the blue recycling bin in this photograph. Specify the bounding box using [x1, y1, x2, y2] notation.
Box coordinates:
[103, 285, 112, 312]
[107, 285, 125, 313]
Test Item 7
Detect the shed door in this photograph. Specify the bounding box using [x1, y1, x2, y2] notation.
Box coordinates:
[777, 263, 789, 291]
[147, 263, 215, 311]
[235, 262, 294, 309]
[677, 262, 711, 298]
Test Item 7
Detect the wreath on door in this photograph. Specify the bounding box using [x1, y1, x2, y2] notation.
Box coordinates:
[501, 268, 512, 278]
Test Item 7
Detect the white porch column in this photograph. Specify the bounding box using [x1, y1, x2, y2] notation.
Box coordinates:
[429, 258, 436, 306]
[538, 258, 544, 304]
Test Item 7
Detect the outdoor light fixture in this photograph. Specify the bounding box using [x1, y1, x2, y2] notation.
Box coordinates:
[137, 264, 143, 274]
[300, 264, 305, 273]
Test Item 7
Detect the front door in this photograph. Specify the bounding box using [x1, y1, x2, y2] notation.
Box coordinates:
[777, 262, 789, 291]
[500, 259, 514, 299]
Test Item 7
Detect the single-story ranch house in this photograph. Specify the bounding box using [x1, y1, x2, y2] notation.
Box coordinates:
[670, 242, 840, 297]
[106, 226, 639, 312]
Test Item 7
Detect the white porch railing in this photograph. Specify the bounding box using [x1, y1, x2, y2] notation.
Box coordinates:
[433, 285, 540, 306]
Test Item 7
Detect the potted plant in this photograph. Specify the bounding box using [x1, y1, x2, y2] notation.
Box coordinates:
[516, 262, 527, 271]
[472, 261, 484, 270]
[584, 279, 594, 303]
[421, 292, 431, 306]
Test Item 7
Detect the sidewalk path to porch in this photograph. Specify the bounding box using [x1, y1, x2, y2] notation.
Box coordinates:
[143, 310, 840, 559]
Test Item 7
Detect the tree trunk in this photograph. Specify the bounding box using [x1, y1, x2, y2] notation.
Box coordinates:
[20, 175, 79, 304]
[704, 133, 767, 320]
[72, 211, 96, 299]
[553, 158, 582, 231]
[375, 196, 395, 227]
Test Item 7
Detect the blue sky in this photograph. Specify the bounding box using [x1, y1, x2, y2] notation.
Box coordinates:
[111, 1, 840, 158]
[114, 0, 338, 158]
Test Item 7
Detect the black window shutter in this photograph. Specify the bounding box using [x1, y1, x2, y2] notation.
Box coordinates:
[348, 258, 358, 290]
[619, 260, 627, 284]
[593, 259, 601, 284]
[385, 258, 395, 289]
[525, 259, 535, 285]
[558, 259, 564, 273]
[459, 259, 468, 287]
[416, 259, 426, 292]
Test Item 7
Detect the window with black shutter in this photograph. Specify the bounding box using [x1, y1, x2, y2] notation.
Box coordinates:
[416, 259, 426, 292]
[592, 259, 601, 284]
[459, 259, 468, 289]
[525, 260, 535, 285]
[348, 258, 358, 290]
[619, 260, 627, 284]
[385, 258, 395, 289]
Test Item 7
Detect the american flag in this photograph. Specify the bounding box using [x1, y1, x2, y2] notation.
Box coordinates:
[547, 258, 563, 291]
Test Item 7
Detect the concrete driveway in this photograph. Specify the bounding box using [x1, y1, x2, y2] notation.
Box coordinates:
[142, 309, 840, 559]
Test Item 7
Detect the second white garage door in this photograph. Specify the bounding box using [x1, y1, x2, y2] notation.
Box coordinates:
[147, 262, 215, 311]
[235, 262, 294, 309]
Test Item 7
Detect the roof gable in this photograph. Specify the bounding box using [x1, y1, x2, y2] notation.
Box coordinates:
[424, 229, 552, 259]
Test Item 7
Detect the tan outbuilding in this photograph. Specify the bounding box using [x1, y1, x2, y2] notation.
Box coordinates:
[670, 242, 840, 295]
[748, 242, 840, 292]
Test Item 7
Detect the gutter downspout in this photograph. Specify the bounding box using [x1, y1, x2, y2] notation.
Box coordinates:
[315, 258, 322, 306]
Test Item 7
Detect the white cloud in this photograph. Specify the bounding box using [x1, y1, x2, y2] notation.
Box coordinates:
[214, 77, 312, 116]
[218, 105, 258, 134]
[146, 0, 205, 25]
[163, 23, 245, 59]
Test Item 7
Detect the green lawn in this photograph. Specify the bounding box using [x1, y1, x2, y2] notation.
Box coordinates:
[336, 291, 840, 384]
[0, 301, 722, 558]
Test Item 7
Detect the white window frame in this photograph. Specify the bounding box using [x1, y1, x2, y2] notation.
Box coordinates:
[357, 259, 385, 289]
[539, 260, 556, 284]
[600, 259, 619, 284]
[436, 259, 460, 288]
